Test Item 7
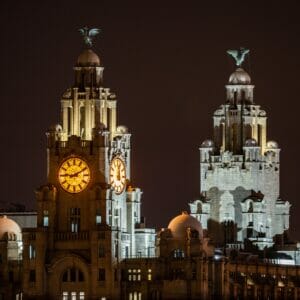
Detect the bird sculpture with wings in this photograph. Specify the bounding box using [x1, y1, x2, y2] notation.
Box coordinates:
[227, 47, 250, 67]
[79, 27, 101, 48]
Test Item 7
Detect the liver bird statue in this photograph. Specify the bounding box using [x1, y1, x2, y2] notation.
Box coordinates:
[79, 27, 101, 48]
[227, 47, 250, 67]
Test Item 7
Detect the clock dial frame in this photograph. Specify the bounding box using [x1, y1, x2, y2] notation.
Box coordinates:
[58, 157, 91, 193]
[110, 157, 126, 194]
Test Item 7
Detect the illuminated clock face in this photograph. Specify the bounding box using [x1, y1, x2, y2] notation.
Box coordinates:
[110, 157, 126, 194]
[58, 157, 91, 193]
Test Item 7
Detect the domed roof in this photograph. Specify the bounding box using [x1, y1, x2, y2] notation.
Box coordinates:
[244, 138, 257, 147]
[201, 139, 214, 148]
[77, 49, 100, 67]
[229, 68, 251, 84]
[48, 124, 62, 133]
[266, 140, 279, 149]
[0, 215, 21, 241]
[168, 212, 202, 239]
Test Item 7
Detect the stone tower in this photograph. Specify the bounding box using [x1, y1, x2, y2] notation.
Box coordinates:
[189, 49, 290, 249]
[22, 32, 155, 299]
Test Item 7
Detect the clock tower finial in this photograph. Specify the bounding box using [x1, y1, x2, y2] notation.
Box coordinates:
[78, 26, 101, 48]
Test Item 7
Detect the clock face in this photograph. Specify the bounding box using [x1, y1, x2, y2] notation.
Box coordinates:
[58, 157, 91, 193]
[110, 157, 126, 194]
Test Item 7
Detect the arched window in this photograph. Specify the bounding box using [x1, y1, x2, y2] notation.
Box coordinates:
[173, 249, 185, 258]
[197, 202, 202, 214]
[61, 268, 84, 282]
[129, 292, 142, 300]
[244, 124, 252, 140]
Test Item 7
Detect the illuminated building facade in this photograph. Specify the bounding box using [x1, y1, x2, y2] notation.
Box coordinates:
[189, 51, 290, 249]
[20, 37, 155, 299]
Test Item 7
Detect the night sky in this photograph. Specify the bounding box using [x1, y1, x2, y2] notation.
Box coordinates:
[1, 1, 300, 238]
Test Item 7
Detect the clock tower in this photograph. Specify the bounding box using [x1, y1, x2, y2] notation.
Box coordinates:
[22, 30, 155, 299]
[189, 49, 290, 250]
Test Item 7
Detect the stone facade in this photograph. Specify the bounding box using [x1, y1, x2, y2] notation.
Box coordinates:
[189, 67, 290, 249]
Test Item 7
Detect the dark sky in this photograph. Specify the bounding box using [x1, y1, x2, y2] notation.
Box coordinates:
[1, 1, 300, 238]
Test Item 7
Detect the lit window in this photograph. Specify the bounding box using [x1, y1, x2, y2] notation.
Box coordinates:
[129, 292, 142, 300]
[128, 269, 141, 281]
[137, 269, 141, 281]
[62, 292, 68, 300]
[147, 269, 152, 281]
[71, 292, 76, 300]
[70, 208, 80, 232]
[96, 215, 102, 224]
[43, 210, 49, 227]
[29, 244, 36, 259]
[96, 208, 101, 224]
[173, 249, 185, 258]
[79, 292, 85, 300]
[128, 269, 132, 281]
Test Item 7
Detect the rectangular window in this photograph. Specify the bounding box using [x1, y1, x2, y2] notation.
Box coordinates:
[147, 269, 152, 281]
[43, 210, 49, 227]
[114, 242, 118, 258]
[70, 268, 76, 282]
[96, 215, 102, 224]
[129, 292, 142, 300]
[70, 208, 80, 233]
[98, 245, 105, 258]
[29, 270, 36, 282]
[98, 268, 105, 281]
[79, 292, 85, 300]
[71, 292, 76, 300]
[29, 244, 36, 259]
[96, 208, 101, 225]
[62, 292, 68, 300]
[129, 269, 141, 281]
[8, 271, 13, 283]
[137, 269, 141, 281]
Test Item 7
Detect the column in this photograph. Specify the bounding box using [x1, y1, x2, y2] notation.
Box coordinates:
[70, 106, 74, 135]
[62, 102, 68, 141]
[110, 102, 117, 135]
[101, 100, 107, 127]
[85, 100, 91, 140]
[73, 88, 79, 136]
[91, 101, 95, 131]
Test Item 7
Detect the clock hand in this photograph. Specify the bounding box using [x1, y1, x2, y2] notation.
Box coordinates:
[70, 167, 87, 178]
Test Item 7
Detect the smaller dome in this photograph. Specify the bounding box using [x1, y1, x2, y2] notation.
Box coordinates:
[48, 124, 62, 133]
[244, 138, 257, 147]
[0, 215, 21, 241]
[168, 212, 203, 239]
[201, 139, 214, 148]
[77, 49, 100, 67]
[266, 140, 279, 149]
[229, 68, 251, 84]
[116, 125, 128, 134]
